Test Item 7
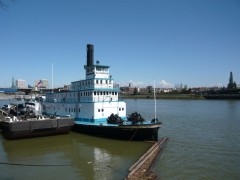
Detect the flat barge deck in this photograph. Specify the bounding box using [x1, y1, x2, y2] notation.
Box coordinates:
[0, 109, 74, 139]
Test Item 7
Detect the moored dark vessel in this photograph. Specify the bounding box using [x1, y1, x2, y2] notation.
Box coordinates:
[72, 122, 161, 141]
[0, 116, 74, 139]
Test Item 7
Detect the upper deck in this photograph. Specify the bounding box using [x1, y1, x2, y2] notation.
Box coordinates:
[46, 44, 122, 104]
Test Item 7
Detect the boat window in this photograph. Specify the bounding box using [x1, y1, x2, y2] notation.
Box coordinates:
[119, 108, 121, 111]
[122, 108, 124, 111]
[106, 92, 108, 95]
[100, 92, 102, 95]
[115, 92, 117, 95]
[103, 91, 105, 95]
[97, 92, 99, 95]
[106, 80, 108, 84]
[102, 109, 104, 112]
[94, 91, 96, 95]
[98, 109, 100, 112]
[100, 80, 102, 84]
[96, 80, 99, 84]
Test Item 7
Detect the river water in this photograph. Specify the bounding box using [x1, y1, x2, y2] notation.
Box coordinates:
[0, 99, 239, 179]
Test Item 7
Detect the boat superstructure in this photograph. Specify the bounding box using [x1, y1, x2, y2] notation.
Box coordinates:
[43, 44, 161, 141]
[44, 44, 126, 124]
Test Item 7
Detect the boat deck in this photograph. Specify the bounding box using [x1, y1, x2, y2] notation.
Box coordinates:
[74, 121, 161, 127]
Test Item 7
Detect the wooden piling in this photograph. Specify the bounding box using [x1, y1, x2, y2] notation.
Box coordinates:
[126, 137, 168, 180]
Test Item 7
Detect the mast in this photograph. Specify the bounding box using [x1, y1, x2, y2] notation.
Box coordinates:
[154, 80, 156, 120]
[52, 63, 53, 90]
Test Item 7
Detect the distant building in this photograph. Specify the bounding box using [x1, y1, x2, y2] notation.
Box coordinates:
[146, 86, 153, 93]
[63, 85, 70, 90]
[16, 79, 27, 89]
[120, 86, 135, 93]
[35, 79, 49, 89]
[11, 77, 15, 88]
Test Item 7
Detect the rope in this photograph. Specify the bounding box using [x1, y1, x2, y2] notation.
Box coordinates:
[118, 125, 139, 154]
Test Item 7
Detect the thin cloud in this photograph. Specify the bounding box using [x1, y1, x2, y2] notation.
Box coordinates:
[118, 80, 175, 88]
[158, 80, 175, 88]
[119, 80, 146, 88]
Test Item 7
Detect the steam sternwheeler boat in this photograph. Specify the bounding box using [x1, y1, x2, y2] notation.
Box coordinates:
[43, 44, 161, 141]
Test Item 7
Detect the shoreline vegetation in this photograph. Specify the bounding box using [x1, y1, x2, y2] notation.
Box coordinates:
[120, 93, 205, 100]
[0, 93, 205, 100]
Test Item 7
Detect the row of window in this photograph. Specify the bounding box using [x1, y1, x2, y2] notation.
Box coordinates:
[53, 107, 81, 113]
[86, 67, 108, 73]
[54, 107, 124, 113]
[72, 79, 112, 88]
[66, 108, 80, 113]
[49, 91, 118, 99]
[97, 108, 124, 112]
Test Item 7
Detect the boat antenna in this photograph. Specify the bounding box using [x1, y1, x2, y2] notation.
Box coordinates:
[154, 80, 156, 120]
[52, 63, 53, 90]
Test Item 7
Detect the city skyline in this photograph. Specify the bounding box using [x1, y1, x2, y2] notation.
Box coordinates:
[0, 0, 239, 88]
[2, 71, 239, 89]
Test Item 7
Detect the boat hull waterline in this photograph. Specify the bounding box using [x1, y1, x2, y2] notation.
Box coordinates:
[72, 122, 161, 141]
[0, 118, 74, 139]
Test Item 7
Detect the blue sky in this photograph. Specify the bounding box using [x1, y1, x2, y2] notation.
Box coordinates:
[0, 0, 239, 88]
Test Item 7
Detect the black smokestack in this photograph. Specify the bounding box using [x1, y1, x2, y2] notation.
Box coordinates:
[87, 44, 94, 66]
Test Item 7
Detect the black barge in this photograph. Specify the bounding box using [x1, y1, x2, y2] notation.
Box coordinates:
[0, 110, 74, 139]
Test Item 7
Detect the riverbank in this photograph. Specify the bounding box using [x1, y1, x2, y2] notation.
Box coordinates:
[1, 93, 204, 100]
[120, 94, 204, 100]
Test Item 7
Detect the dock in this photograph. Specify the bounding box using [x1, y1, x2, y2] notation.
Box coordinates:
[126, 137, 169, 180]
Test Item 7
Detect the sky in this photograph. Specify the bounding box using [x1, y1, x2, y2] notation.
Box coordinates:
[0, 0, 240, 88]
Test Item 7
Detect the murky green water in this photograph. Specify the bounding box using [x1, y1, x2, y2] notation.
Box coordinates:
[1, 99, 240, 179]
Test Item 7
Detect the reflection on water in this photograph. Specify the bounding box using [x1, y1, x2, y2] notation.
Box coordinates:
[0, 130, 151, 180]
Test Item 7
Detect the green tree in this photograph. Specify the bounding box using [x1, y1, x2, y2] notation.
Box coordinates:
[133, 87, 138, 95]
[227, 72, 237, 89]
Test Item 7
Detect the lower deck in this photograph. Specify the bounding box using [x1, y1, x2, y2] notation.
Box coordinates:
[43, 101, 126, 124]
